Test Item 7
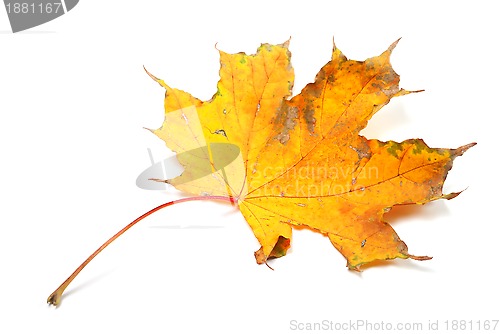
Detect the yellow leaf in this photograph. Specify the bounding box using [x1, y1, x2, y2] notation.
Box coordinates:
[149, 40, 475, 268]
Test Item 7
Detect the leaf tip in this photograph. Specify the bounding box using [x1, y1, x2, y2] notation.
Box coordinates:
[331, 36, 346, 61]
[264, 261, 275, 271]
[149, 178, 169, 184]
[452, 142, 477, 157]
[388, 37, 402, 53]
[406, 254, 433, 261]
[281, 37, 291, 49]
[143, 65, 157, 81]
[347, 263, 362, 272]
[396, 89, 425, 98]
[443, 191, 462, 200]
[409, 89, 425, 94]
[144, 66, 169, 89]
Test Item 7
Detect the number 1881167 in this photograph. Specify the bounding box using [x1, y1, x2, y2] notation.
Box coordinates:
[444, 320, 498, 331]
[5, 2, 62, 14]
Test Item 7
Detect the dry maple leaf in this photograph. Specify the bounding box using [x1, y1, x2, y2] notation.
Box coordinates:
[148, 39, 474, 268]
[47, 39, 474, 306]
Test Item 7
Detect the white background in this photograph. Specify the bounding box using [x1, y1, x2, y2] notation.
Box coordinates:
[1, 1, 497, 333]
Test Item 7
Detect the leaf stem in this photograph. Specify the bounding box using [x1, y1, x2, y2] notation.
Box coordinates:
[47, 195, 233, 307]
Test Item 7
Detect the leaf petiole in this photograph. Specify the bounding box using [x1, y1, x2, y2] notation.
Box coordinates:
[47, 195, 233, 307]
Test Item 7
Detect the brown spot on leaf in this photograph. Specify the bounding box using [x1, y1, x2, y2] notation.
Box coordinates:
[303, 105, 316, 134]
[274, 103, 298, 144]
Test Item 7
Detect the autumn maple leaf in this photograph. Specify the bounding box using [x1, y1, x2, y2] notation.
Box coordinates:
[147, 39, 474, 269]
[47, 39, 474, 307]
